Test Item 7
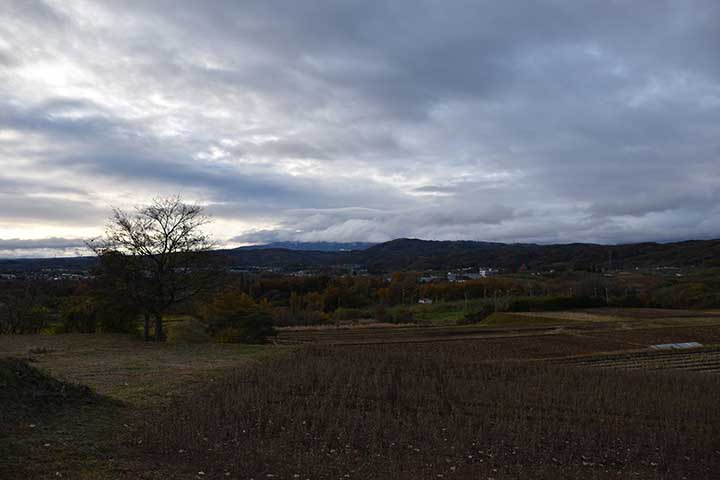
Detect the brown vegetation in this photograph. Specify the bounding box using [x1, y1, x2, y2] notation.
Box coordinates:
[145, 345, 720, 479]
[3, 314, 720, 479]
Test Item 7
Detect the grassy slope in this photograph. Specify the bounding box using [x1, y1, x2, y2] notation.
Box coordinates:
[0, 334, 279, 479]
[410, 301, 469, 324]
[411, 301, 720, 327]
[480, 312, 577, 327]
[0, 357, 95, 425]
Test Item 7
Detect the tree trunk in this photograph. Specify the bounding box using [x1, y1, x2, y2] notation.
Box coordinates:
[143, 313, 151, 341]
[154, 314, 165, 342]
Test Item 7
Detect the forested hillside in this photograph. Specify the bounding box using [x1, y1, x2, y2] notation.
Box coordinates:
[3, 238, 719, 273]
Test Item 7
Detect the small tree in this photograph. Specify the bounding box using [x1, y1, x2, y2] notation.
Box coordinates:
[59, 297, 98, 333]
[200, 291, 277, 343]
[89, 197, 214, 341]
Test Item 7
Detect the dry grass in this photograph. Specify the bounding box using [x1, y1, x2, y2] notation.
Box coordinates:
[509, 308, 720, 330]
[583, 307, 720, 319]
[481, 311, 582, 327]
[278, 321, 416, 331]
[511, 311, 618, 323]
[0, 334, 278, 479]
[274, 323, 568, 346]
[0, 333, 272, 405]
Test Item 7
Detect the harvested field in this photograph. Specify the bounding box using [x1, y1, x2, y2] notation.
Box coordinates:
[4, 310, 720, 479]
[336, 324, 720, 362]
[275, 309, 720, 367]
[274, 323, 563, 345]
[341, 333, 633, 360]
[555, 346, 720, 373]
[146, 345, 720, 479]
[578, 324, 720, 349]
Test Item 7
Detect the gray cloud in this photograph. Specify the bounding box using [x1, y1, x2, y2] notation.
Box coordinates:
[1, 0, 719, 257]
[0, 237, 90, 260]
[0, 237, 86, 250]
[0, 193, 106, 225]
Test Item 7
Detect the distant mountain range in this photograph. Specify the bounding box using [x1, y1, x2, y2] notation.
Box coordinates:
[221, 238, 720, 272]
[237, 242, 375, 252]
[351, 238, 720, 272]
[3, 238, 720, 274]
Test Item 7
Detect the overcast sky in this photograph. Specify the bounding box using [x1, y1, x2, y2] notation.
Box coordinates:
[1, 0, 719, 258]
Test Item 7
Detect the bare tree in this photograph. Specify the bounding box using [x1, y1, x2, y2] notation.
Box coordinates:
[89, 197, 215, 341]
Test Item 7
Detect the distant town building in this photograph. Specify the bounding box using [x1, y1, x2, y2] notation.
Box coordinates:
[447, 268, 496, 282]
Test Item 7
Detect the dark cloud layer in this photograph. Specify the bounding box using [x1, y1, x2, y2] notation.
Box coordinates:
[1, 0, 719, 257]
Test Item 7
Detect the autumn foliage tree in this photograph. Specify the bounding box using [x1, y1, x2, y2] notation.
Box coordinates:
[198, 291, 276, 343]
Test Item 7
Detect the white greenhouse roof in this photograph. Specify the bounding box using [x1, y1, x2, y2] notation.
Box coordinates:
[650, 342, 703, 350]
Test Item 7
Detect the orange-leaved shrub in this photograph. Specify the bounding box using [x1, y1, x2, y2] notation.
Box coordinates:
[198, 291, 276, 343]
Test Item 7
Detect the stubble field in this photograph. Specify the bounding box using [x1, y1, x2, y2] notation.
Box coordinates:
[2, 307, 720, 479]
